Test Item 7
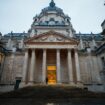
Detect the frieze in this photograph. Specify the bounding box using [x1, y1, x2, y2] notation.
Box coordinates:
[25, 44, 77, 49]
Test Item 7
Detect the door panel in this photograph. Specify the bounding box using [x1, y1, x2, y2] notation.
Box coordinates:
[47, 66, 56, 84]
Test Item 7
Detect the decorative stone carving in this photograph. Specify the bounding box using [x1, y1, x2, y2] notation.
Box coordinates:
[49, 35, 56, 41]
[56, 37, 63, 41]
[26, 31, 79, 44]
[41, 37, 48, 41]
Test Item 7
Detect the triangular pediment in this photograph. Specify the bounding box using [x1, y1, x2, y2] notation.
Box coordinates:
[25, 31, 79, 45]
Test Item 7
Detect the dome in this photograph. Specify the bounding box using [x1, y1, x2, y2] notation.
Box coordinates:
[30, 0, 75, 37]
[32, 0, 71, 27]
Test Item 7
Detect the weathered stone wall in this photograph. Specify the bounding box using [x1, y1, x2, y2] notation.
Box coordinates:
[79, 55, 102, 84]
[79, 54, 105, 92]
[97, 52, 105, 91]
[1, 50, 105, 92]
[0, 54, 24, 84]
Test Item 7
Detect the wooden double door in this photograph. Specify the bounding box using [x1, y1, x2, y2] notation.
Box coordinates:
[47, 66, 57, 84]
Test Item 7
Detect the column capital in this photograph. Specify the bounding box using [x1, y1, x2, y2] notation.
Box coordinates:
[25, 47, 29, 50]
[43, 49, 47, 51]
[31, 49, 35, 52]
[68, 49, 72, 51]
[24, 49, 29, 52]
[57, 49, 60, 52]
[74, 48, 78, 52]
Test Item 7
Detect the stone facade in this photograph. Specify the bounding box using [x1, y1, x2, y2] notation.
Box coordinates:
[0, 0, 105, 92]
[1, 54, 24, 84]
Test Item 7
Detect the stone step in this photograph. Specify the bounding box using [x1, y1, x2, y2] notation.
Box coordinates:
[0, 85, 105, 99]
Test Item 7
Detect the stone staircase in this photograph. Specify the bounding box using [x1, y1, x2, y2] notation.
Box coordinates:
[0, 85, 105, 99]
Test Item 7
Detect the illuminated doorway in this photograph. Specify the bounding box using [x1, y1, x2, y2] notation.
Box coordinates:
[47, 66, 56, 84]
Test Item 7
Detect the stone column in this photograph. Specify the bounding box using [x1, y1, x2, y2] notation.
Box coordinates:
[68, 49, 74, 85]
[42, 49, 47, 84]
[56, 49, 61, 84]
[28, 49, 36, 85]
[74, 49, 82, 85]
[22, 50, 29, 85]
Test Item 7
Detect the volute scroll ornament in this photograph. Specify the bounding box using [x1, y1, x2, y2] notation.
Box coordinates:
[56, 37, 63, 41]
[41, 36, 48, 41]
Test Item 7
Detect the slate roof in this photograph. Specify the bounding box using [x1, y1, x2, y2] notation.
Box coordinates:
[3, 33, 28, 40]
[75, 33, 105, 41]
[2, 32, 105, 42]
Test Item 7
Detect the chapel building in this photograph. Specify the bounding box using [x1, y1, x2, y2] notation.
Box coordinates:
[0, 0, 105, 92]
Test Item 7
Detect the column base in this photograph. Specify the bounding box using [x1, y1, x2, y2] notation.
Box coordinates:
[57, 82, 62, 85]
[27, 82, 34, 86]
[69, 81, 75, 86]
[76, 81, 83, 87]
[19, 82, 27, 88]
[42, 82, 47, 85]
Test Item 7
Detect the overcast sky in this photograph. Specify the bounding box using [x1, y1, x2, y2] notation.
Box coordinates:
[0, 0, 105, 35]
